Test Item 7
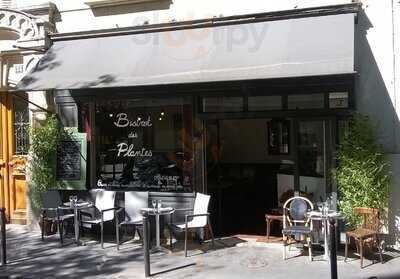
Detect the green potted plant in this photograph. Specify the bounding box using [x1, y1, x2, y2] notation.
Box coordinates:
[334, 113, 390, 229]
[28, 114, 66, 218]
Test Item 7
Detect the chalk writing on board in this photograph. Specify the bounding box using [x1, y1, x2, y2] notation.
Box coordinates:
[57, 141, 81, 180]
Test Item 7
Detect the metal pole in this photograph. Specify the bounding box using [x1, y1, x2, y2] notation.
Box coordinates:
[0, 208, 6, 266]
[329, 218, 337, 279]
[143, 213, 151, 277]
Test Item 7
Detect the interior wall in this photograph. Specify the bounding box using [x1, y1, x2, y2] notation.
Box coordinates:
[219, 119, 269, 164]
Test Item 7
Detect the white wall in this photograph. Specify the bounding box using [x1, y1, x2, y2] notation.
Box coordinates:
[353, 0, 400, 247]
[18, 0, 352, 33]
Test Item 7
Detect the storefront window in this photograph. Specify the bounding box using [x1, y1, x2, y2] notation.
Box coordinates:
[202, 97, 244, 112]
[288, 94, 325, 110]
[248, 96, 282, 111]
[95, 97, 194, 192]
[267, 119, 290, 155]
[298, 121, 325, 177]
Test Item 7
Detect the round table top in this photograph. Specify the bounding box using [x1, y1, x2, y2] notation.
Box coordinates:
[141, 207, 175, 215]
[60, 201, 93, 209]
[307, 210, 343, 220]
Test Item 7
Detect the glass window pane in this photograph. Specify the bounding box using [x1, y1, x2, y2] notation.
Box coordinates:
[13, 98, 29, 155]
[298, 121, 325, 177]
[267, 119, 290, 154]
[248, 96, 282, 111]
[288, 94, 325, 110]
[95, 97, 194, 192]
[329, 92, 349, 108]
[202, 97, 243, 112]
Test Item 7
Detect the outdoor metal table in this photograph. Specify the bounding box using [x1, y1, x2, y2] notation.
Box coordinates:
[141, 207, 175, 253]
[307, 210, 342, 260]
[59, 201, 93, 246]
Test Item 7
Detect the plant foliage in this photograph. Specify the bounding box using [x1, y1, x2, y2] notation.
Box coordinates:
[29, 114, 66, 215]
[335, 113, 390, 228]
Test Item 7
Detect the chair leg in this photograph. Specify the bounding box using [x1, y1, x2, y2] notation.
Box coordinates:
[116, 223, 120, 251]
[101, 222, 104, 249]
[137, 226, 143, 241]
[41, 217, 45, 241]
[207, 217, 215, 248]
[376, 235, 383, 264]
[345, 235, 348, 262]
[307, 235, 312, 261]
[283, 235, 287, 260]
[58, 221, 64, 246]
[360, 239, 364, 268]
[132, 225, 137, 240]
[169, 227, 173, 251]
[184, 229, 188, 257]
[266, 219, 271, 239]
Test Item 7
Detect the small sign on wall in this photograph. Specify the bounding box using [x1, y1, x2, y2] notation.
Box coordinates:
[329, 92, 349, 108]
[14, 64, 24, 74]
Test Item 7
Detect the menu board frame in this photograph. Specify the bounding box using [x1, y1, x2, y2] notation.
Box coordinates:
[56, 132, 87, 189]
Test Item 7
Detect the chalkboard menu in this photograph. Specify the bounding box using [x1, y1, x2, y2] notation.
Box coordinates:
[57, 141, 81, 180]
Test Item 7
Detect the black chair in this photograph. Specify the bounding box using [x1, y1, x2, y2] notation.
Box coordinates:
[41, 191, 74, 245]
[116, 191, 148, 250]
[80, 190, 117, 248]
[282, 196, 314, 261]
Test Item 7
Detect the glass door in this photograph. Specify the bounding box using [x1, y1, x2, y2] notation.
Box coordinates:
[296, 119, 333, 203]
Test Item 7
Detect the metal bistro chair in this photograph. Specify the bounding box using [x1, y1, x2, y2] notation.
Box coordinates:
[169, 193, 215, 257]
[80, 190, 117, 248]
[345, 207, 383, 268]
[41, 191, 74, 245]
[282, 196, 314, 261]
[116, 191, 148, 250]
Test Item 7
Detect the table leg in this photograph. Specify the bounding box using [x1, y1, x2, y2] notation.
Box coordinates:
[74, 208, 79, 245]
[155, 214, 160, 248]
[324, 218, 329, 260]
[266, 219, 271, 239]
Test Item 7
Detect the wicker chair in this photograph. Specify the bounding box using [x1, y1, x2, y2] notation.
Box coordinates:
[344, 207, 383, 268]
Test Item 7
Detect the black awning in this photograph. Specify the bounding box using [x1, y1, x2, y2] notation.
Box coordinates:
[17, 13, 355, 91]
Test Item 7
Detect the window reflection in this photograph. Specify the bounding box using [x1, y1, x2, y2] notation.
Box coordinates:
[298, 121, 325, 177]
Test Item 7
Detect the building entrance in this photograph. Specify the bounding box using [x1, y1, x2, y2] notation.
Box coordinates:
[205, 118, 294, 236]
[204, 117, 333, 236]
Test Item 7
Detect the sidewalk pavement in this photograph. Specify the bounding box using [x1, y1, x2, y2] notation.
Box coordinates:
[2, 225, 400, 279]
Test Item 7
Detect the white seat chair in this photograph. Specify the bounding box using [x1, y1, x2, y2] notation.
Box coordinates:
[80, 190, 117, 248]
[116, 191, 148, 250]
[169, 193, 215, 257]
